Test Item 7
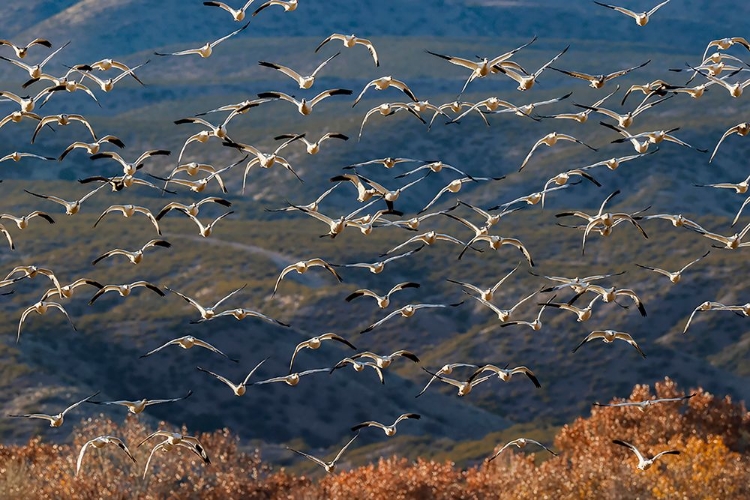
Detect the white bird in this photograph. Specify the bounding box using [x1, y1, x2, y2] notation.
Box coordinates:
[594, 0, 671, 26]
[426, 36, 537, 94]
[222, 136, 303, 188]
[691, 221, 750, 249]
[289, 333, 356, 373]
[89, 149, 171, 177]
[316, 33, 379, 66]
[77, 61, 149, 92]
[76, 435, 136, 476]
[154, 21, 249, 58]
[709, 122, 749, 163]
[353, 76, 418, 107]
[394, 160, 469, 179]
[140, 335, 237, 362]
[358, 101, 427, 140]
[286, 433, 359, 473]
[635, 251, 710, 283]
[330, 357, 385, 384]
[419, 175, 504, 214]
[0, 210, 54, 229]
[155, 198, 231, 221]
[336, 246, 423, 274]
[92, 239, 171, 266]
[519, 132, 597, 172]
[258, 52, 339, 89]
[0, 151, 55, 163]
[494, 45, 569, 91]
[257, 88, 353, 116]
[0, 38, 51, 59]
[702, 37, 750, 63]
[538, 86, 619, 123]
[417, 367, 493, 397]
[500, 297, 554, 331]
[93, 204, 162, 235]
[0, 89, 46, 113]
[463, 289, 538, 323]
[0, 40, 69, 79]
[289, 199, 379, 239]
[470, 364, 541, 388]
[447, 263, 520, 302]
[39, 278, 103, 301]
[165, 284, 246, 321]
[572, 329, 646, 358]
[543, 294, 602, 322]
[594, 394, 695, 412]
[581, 151, 656, 171]
[692, 67, 750, 98]
[273, 258, 342, 296]
[612, 439, 680, 470]
[8, 391, 98, 427]
[253, 0, 297, 16]
[89, 391, 192, 415]
[140, 432, 210, 478]
[88, 281, 165, 305]
[350, 350, 420, 368]
[58, 136, 125, 161]
[31, 113, 97, 144]
[174, 114, 243, 162]
[682, 301, 734, 333]
[203, 0, 257, 21]
[344, 157, 422, 170]
[575, 95, 671, 129]
[486, 438, 557, 462]
[351, 413, 420, 436]
[360, 302, 462, 333]
[550, 60, 650, 88]
[196, 358, 268, 396]
[252, 368, 329, 386]
[415, 363, 477, 397]
[207, 307, 290, 326]
[164, 161, 232, 189]
[274, 132, 348, 154]
[345, 282, 420, 309]
[571, 285, 647, 316]
[181, 211, 234, 237]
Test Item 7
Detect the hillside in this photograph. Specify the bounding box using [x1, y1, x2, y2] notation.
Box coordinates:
[0, 0, 749, 472]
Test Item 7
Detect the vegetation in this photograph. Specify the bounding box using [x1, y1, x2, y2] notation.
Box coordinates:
[2, 378, 747, 499]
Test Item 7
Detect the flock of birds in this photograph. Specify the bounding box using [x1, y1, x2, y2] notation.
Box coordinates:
[0, 0, 748, 481]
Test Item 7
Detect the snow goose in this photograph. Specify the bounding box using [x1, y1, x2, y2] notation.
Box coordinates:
[471, 364, 541, 388]
[360, 302, 462, 333]
[40, 279, 103, 301]
[0, 40, 69, 79]
[273, 258, 342, 296]
[351, 413, 420, 436]
[275, 132, 347, 154]
[593, 0, 671, 26]
[709, 122, 749, 163]
[165, 284, 246, 321]
[0, 211, 54, 229]
[635, 250, 710, 283]
[289, 333, 356, 373]
[415, 363, 477, 397]
[572, 329, 646, 357]
[8, 391, 98, 427]
[89, 149, 170, 177]
[494, 46, 569, 91]
[196, 358, 268, 396]
[203, 0, 257, 21]
[286, 433, 359, 473]
[316, 33, 379, 66]
[335, 246, 423, 274]
[0, 38, 51, 59]
[76, 435, 135, 476]
[594, 393, 694, 412]
[140, 335, 237, 362]
[253, 0, 297, 15]
[447, 262, 520, 302]
[518, 132, 597, 172]
[259, 52, 339, 89]
[88, 391, 192, 415]
[612, 439, 679, 470]
[463, 290, 538, 323]
[154, 22, 249, 58]
[487, 438, 556, 462]
[58, 136, 125, 161]
[155, 197, 231, 221]
[31, 113, 97, 144]
[550, 60, 650, 88]
[88, 281, 165, 305]
[93, 204, 161, 235]
[353, 76, 418, 107]
[345, 282, 420, 309]
[257, 88, 352, 116]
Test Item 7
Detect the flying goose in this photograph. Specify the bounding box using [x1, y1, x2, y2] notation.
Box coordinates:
[76, 435, 136, 476]
[539, 86, 619, 123]
[316, 33, 379, 66]
[360, 302, 462, 333]
[165, 284, 246, 321]
[519, 132, 597, 172]
[275, 132, 348, 154]
[31, 113, 97, 144]
[93, 204, 162, 235]
[273, 258, 342, 296]
[575, 95, 671, 129]
[257, 88, 353, 115]
[58, 136, 125, 161]
[335, 246, 423, 274]
[252, 368, 329, 386]
[154, 21, 249, 58]
[140, 432, 210, 478]
[593, 0, 671, 26]
[572, 330, 646, 357]
[0, 151, 54, 163]
[419, 175, 504, 214]
[543, 294, 602, 322]
[222, 136, 303, 188]
[682, 301, 745, 333]
[709, 122, 749, 163]
[702, 37, 750, 63]
[0, 38, 51, 58]
[594, 394, 695, 412]
[494, 45, 569, 91]
[0, 40, 69, 79]
[352, 76, 418, 107]
[358, 101, 427, 140]
[89, 149, 170, 177]
[486, 438, 557, 462]
[203, 0, 257, 21]
[76, 60, 149, 92]
[196, 358, 268, 396]
[344, 157, 422, 170]
[635, 250, 710, 283]
[447, 262, 521, 302]
[140, 335, 237, 362]
[417, 366, 494, 397]
[155, 197, 231, 221]
[92, 240, 171, 266]
[286, 433, 360, 473]
[351, 413, 420, 436]
[8, 391, 99, 427]
[351, 350, 419, 369]
[259, 52, 339, 89]
[178, 211, 234, 237]
[88, 391, 192, 414]
[253, 0, 297, 15]
[6, 265, 63, 296]
[415, 363, 478, 397]
[470, 364, 541, 388]
[0, 211, 54, 229]
[40, 278, 103, 301]
[690, 221, 750, 249]
[289, 333, 356, 373]
[550, 59, 650, 88]
[330, 357, 385, 384]
[463, 289, 538, 323]
[88, 281, 165, 305]
[612, 439, 680, 470]
[345, 282, 420, 308]
[500, 297, 554, 331]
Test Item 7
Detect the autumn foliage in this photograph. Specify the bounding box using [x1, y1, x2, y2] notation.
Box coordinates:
[1, 378, 748, 499]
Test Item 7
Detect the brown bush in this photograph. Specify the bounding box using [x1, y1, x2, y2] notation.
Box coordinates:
[1, 378, 748, 499]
